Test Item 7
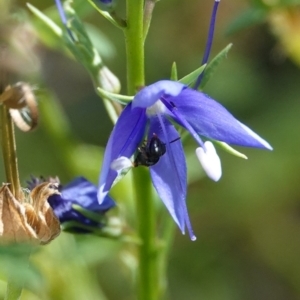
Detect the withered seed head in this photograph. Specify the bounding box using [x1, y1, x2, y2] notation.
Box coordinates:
[0, 182, 61, 245]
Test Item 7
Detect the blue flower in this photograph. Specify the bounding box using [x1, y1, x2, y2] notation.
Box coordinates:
[98, 80, 272, 240]
[28, 176, 115, 234]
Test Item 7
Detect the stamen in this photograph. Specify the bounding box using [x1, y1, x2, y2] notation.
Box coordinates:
[194, 0, 221, 89]
[195, 141, 222, 182]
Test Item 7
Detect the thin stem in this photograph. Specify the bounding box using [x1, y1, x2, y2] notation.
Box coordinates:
[1, 104, 21, 198]
[133, 168, 158, 300]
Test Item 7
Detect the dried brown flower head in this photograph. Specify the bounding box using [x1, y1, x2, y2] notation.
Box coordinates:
[0, 182, 61, 245]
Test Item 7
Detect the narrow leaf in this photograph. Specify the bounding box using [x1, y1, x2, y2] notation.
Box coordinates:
[170, 62, 178, 81]
[199, 43, 233, 89]
[214, 141, 248, 160]
[178, 64, 206, 86]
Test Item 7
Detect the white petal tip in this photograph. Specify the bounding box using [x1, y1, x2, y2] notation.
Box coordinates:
[191, 236, 197, 241]
[239, 123, 273, 151]
[110, 156, 133, 171]
[265, 144, 273, 151]
[196, 141, 222, 182]
[97, 185, 108, 205]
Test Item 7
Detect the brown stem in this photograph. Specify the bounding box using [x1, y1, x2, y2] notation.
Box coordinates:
[1, 104, 21, 199]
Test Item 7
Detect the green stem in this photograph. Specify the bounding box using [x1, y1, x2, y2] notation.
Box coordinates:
[125, 0, 145, 95]
[124, 1, 158, 299]
[133, 169, 157, 300]
[0, 104, 21, 198]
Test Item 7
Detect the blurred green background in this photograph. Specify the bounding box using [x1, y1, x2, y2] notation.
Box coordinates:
[1, 0, 300, 299]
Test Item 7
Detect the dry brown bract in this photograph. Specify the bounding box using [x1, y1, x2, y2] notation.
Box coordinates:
[0, 182, 61, 245]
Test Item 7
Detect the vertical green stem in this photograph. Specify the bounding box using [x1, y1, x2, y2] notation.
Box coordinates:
[124, 1, 158, 299]
[0, 104, 21, 198]
[133, 168, 157, 300]
[125, 0, 145, 95]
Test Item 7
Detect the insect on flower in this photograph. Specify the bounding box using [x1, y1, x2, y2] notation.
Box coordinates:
[134, 134, 180, 167]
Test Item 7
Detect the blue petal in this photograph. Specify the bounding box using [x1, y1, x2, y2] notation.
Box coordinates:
[132, 80, 185, 108]
[98, 103, 147, 203]
[167, 88, 272, 149]
[148, 116, 196, 240]
[61, 177, 115, 211]
[48, 177, 115, 231]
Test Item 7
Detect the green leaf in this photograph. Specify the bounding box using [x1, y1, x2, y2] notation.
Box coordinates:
[199, 43, 233, 90]
[178, 64, 206, 86]
[27, 3, 62, 37]
[86, 0, 126, 29]
[170, 62, 178, 81]
[97, 87, 133, 104]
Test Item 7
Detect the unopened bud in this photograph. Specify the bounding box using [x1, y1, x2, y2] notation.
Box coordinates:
[99, 66, 121, 93]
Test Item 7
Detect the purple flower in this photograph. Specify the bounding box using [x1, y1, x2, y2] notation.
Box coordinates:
[28, 176, 115, 234]
[98, 80, 272, 240]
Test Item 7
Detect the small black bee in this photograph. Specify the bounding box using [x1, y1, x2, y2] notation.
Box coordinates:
[134, 134, 180, 167]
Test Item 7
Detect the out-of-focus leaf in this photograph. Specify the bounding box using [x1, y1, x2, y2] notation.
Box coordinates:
[269, 7, 300, 66]
[84, 23, 116, 59]
[27, 4, 64, 49]
[268, 0, 300, 6]
[0, 244, 43, 294]
[199, 44, 233, 90]
[226, 8, 267, 35]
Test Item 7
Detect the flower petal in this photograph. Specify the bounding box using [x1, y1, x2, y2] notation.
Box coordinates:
[98, 103, 147, 203]
[61, 177, 115, 211]
[48, 177, 115, 231]
[132, 80, 185, 108]
[148, 116, 196, 240]
[167, 88, 272, 149]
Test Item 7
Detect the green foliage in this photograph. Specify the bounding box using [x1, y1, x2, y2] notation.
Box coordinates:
[1, 0, 300, 300]
[199, 44, 233, 90]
